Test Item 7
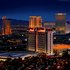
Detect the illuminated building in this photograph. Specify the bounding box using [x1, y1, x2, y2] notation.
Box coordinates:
[46, 29, 54, 55]
[28, 27, 46, 52]
[66, 21, 70, 33]
[2, 16, 12, 35]
[28, 28, 54, 55]
[28, 16, 43, 51]
[55, 13, 66, 34]
[29, 16, 42, 28]
[44, 22, 55, 29]
[35, 27, 46, 52]
[28, 16, 54, 55]
[28, 28, 36, 51]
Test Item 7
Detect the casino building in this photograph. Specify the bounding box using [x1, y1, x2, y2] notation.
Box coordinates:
[28, 16, 54, 55]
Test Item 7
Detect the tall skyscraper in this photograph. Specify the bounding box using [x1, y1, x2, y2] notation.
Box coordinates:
[66, 21, 70, 33]
[28, 27, 46, 52]
[28, 27, 54, 55]
[46, 29, 54, 55]
[35, 27, 46, 52]
[28, 28, 36, 51]
[28, 28, 53, 55]
[29, 16, 42, 28]
[28, 16, 54, 55]
[2, 16, 12, 35]
[28, 16, 43, 51]
[55, 13, 66, 34]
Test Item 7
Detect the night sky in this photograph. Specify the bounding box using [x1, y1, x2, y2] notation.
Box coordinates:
[0, 0, 70, 21]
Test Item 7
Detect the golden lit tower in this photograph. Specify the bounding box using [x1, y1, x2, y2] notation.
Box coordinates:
[28, 16, 42, 51]
[56, 13, 66, 20]
[36, 16, 42, 27]
[2, 16, 12, 35]
[29, 16, 42, 28]
[28, 16, 54, 55]
[55, 13, 66, 34]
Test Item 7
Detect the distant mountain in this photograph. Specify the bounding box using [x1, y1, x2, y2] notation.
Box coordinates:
[0, 19, 70, 27]
[0, 19, 29, 26]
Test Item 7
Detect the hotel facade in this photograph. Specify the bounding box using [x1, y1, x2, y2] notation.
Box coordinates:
[28, 16, 54, 55]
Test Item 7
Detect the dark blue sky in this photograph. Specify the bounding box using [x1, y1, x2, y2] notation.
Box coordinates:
[0, 0, 70, 21]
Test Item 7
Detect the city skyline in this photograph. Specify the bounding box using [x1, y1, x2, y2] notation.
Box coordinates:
[0, 0, 70, 21]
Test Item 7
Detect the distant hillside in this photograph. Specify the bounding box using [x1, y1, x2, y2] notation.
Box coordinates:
[0, 19, 29, 26]
[0, 19, 70, 27]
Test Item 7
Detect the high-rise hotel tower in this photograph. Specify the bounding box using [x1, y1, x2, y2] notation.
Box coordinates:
[55, 13, 66, 34]
[28, 16, 43, 51]
[28, 16, 54, 55]
[29, 16, 42, 28]
[2, 16, 12, 35]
